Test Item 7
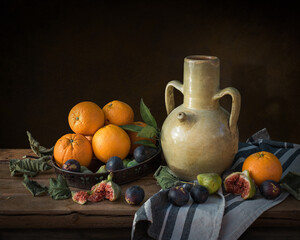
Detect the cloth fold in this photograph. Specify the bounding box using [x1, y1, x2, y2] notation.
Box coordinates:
[132, 129, 300, 240]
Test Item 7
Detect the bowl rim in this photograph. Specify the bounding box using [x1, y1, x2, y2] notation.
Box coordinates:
[51, 147, 162, 176]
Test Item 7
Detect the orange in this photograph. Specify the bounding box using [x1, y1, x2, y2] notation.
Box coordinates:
[242, 151, 282, 186]
[92, 124, 131, 163]
[84, 135, 93, 145]
[68, 101, 105, 136]
[102, 100, 134, 126]
[127, 121, 156, 154]
[53, 133, 93, 167]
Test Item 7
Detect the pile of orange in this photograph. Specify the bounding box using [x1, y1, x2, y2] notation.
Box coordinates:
[53, 100, 155, 168]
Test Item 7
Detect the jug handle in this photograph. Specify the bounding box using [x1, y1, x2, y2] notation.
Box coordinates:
[165, 80, 183, 115]
[213, 87, 241, 135]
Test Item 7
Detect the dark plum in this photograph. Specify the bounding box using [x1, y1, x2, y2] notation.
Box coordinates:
[106, 156, 124, 172]
[125, 186, 145, 205]
[190, 185, 209, 203]
[259, 180, 281, 199]
[168, 186, 190, 206]
[133, 145, 157, 163]
[175, 181, 193, 192]
[62, 159, 81, 172]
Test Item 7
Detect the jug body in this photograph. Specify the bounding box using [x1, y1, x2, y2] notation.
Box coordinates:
[161, 56, 241, 181]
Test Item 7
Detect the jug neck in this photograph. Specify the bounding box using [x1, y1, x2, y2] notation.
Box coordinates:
[183, 55, 220, 110]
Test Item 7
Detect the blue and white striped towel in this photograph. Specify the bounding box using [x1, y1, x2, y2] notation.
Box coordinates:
[132, 129, 300, 240]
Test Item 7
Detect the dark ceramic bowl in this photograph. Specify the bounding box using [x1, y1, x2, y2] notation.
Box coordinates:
[51, 148, 162, 189]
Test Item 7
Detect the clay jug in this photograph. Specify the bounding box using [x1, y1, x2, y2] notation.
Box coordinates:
[161, 55, 241, 181]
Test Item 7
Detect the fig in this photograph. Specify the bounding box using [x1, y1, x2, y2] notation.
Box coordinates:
[221, 168, 235, 181]
[175, 181, 193, 192]
[106, 156, 124, 172]
[133, 145, 157, 163]
[168, 186, 190, 206]
[259, 180, 281, 200]
[224, 170, 256, 199]
[90, 173, 121, 201]
[125, 185, 145, 205]
[96, 165, 107, 173]
[62, 159, 81, 172]
[88, 192, 105, 202]
[190, 185, 209, 203]
[127, 160, 139, 168]
[197, 173, 222, 194]
[72, 191, 89, 204]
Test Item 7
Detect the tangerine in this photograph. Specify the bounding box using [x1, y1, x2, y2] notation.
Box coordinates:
[102, 100, 134, 126]
[54, 133, 93, 168]
[242, 151, 282, 186]
[68, 101, 105, 136]
[127, 121, 156, 154]
[92, 124, 131, 163]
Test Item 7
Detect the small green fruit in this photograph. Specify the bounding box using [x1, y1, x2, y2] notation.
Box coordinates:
[197, 173, 222, 194]
[127, 160, 139, 168]
[123, 159, 131, 168]
[96, 165, 107, 173]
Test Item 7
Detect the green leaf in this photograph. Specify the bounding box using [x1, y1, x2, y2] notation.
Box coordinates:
[27, 131, 54, 157]
[134, 140, 157, 148]
[280, 172, 300, 200]
[140, 99, 157, 129]
[80, 166, 93, 174]
[48, 175, 71, 200]
[23, 175, 48, 196]
[137, 125, 157, 138]
[9, 156, 52, 177]
[119, 124, 143, 133]
[153, 166, 180, 190]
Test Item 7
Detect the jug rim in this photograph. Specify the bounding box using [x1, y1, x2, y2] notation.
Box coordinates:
[185, 55, 219, 62]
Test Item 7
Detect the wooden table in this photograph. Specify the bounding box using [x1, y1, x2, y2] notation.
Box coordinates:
[0, 149, 299, 240]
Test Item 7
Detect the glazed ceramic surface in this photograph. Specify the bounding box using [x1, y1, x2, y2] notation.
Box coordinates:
[161, 55, 241, 181]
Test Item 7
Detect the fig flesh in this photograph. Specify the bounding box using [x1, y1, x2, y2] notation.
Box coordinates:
[224, 170, 256, 199]
[90, 173, 121, 201]
[72, 191, 89, 204]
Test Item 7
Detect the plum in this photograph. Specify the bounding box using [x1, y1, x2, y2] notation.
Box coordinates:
[62, 159, 81, 172]
[133, 145, 157, 163]
[168, 186, 190, 206]
[190, 185, 209, 203]
[125, 186, 145, 205]
[106, 156, 124, 171]
[259, 180, 281, 199]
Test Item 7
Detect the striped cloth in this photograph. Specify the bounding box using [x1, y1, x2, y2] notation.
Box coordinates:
[132, 129, 300, 240]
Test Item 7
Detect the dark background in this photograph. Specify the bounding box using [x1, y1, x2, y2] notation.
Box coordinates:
[0, 0, 299, 148]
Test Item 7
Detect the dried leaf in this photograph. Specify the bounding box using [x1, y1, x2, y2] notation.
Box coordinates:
[9, 156, 52, 177]
[23, 175, 48, 196]
[27, 131, 54, 157]
[280, 172, 300, 200]
[48, 175, 71, 200]
[153, 166, 180, 190]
